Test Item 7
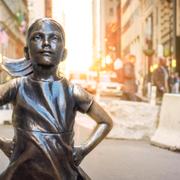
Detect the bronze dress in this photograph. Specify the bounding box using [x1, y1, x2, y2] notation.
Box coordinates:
[0, 76, 93, 180]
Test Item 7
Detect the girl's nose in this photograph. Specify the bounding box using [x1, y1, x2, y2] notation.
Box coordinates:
[43, 36, 50, 47]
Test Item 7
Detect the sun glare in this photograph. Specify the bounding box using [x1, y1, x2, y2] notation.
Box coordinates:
[53, 0, 93, 74]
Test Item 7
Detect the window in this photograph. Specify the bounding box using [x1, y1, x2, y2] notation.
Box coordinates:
[109, 7, 114, 16]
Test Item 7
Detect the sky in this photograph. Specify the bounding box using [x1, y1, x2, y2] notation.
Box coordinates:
[53, 0, 93, 74]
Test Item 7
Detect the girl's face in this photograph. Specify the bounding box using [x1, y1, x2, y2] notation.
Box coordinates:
[27, 20, 65, 68]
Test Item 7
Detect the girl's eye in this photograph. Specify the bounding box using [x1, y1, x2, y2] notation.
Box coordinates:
[33, 34, 42, 41]
[51, 35, 59, 41]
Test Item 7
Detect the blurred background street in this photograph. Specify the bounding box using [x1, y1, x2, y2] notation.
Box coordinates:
[0, 0, 180, 102]
[0, 0, 180, 179]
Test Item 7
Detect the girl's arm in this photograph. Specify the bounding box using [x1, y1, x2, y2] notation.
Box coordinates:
[0, 79, 18, 158]
[82, 101, 113, 154]
[73, 101, 113, 165]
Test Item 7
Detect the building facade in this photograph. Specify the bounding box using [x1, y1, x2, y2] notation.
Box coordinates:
[0, 0, 28, 59]
[92, 0, 120, 73]
[27, 0, 45, 25]
[0, 0, 29, 82]
[120, 0, 180, 85]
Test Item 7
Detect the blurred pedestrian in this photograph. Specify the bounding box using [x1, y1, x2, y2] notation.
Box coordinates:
[121, 55, 138, 101]
[152, 57, 169, 99]
[174, 72, 180, 93]
[169, 72, 180, 93]
[168, 72, 176, 93]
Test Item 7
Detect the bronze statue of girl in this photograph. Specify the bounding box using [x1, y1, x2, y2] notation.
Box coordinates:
[0, 18, 112, 180]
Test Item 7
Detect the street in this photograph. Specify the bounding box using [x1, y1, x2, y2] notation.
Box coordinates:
[0, 124, 180, 180]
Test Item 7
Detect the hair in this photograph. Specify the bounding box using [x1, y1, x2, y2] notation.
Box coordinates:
[26, 18, 65, 46]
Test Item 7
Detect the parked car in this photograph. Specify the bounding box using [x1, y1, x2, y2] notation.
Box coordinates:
[98, 81, 123, 97]
[97, 71, 123, 97]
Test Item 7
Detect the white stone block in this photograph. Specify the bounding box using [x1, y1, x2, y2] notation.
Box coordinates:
[151, 93, 180, 150]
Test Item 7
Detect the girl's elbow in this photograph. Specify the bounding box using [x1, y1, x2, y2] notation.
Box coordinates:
[104, 119, 113, 131]
[108, 120, 113, 130]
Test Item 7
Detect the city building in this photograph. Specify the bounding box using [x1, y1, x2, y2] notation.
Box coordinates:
[0, 0, 29, 82]
[27, 0, 45, 25]
[121, 0, 144, 83]
[104, 0, 121, 62]
[92, 0, 121, 74]
[0, 0, 28, 59]
[173, 0, 180, 73]
[121, 0, 180, 77]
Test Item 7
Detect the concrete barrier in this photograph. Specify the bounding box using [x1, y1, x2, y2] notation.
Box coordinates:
[98, 99, 160, 140]
[151, 93, 180, 150]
